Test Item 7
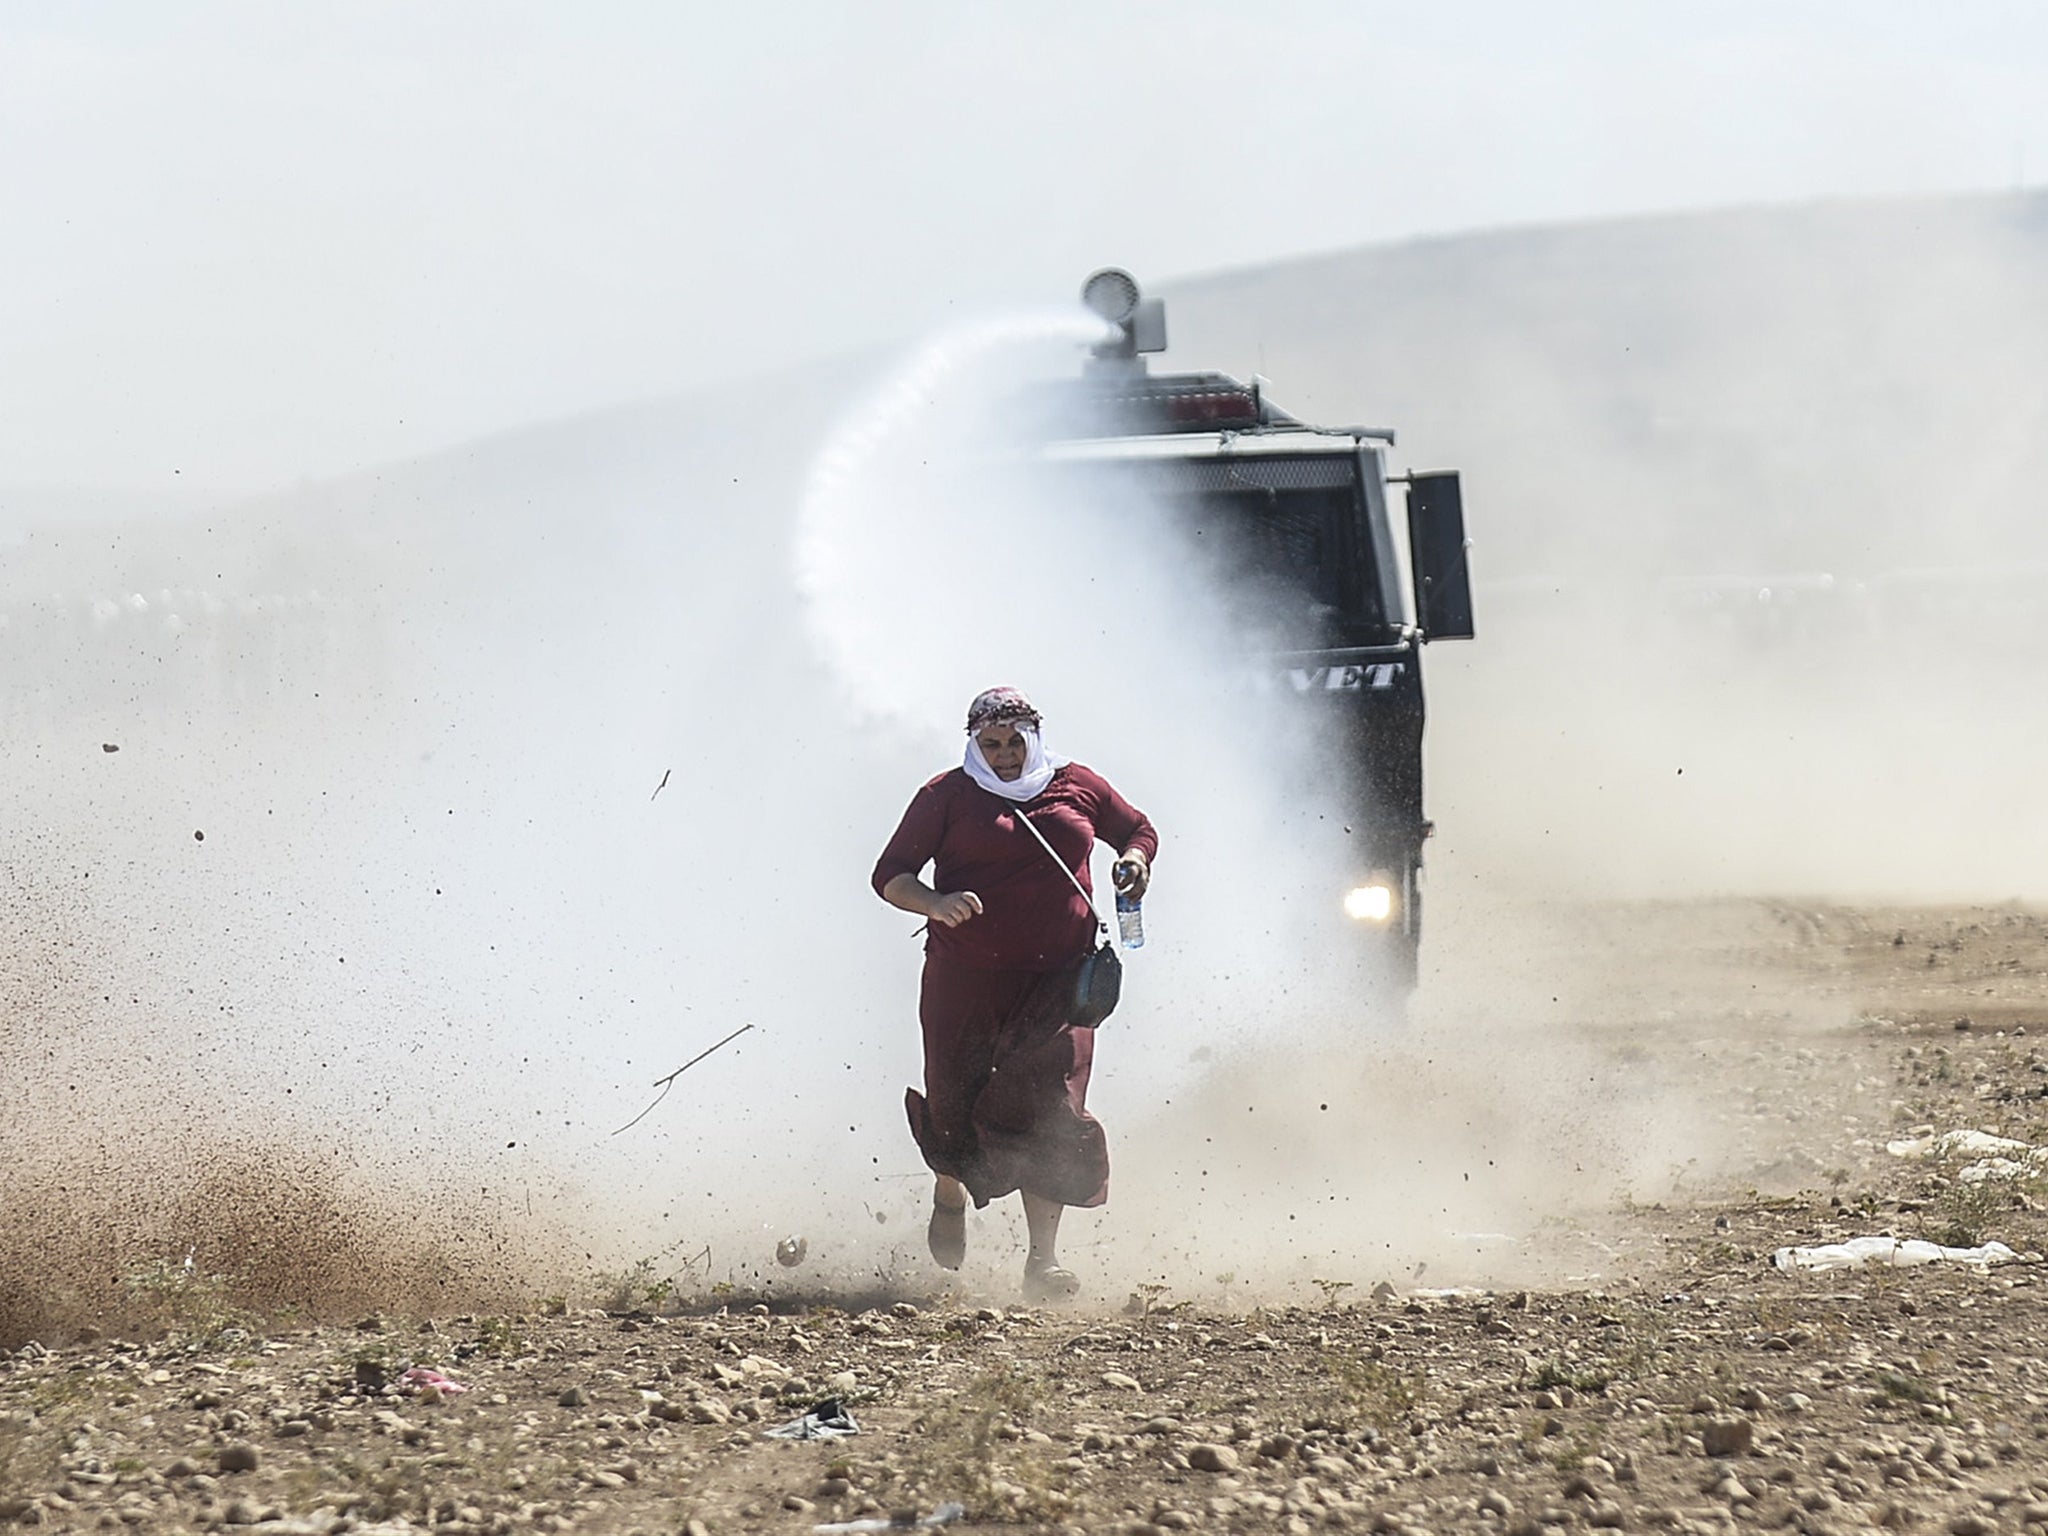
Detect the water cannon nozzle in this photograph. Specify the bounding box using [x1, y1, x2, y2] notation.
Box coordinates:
[1081, 268, 1167, 371]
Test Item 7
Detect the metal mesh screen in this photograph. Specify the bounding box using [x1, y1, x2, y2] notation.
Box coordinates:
[1135, 456, 1358, 493]
[1187, 488, 1352, 631]
[1039, 449, 1383, 644]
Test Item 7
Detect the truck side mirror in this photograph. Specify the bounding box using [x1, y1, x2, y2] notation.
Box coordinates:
[1406, 471, 1475, 641]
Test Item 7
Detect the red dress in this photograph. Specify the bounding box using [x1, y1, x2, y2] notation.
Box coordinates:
[872, 763, 1159, 1208]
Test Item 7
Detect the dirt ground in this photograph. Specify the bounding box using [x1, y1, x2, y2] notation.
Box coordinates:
[8, 899, 2048, 1536]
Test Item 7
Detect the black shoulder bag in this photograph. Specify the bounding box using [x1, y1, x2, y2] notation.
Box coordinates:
[1010, 803, 1123, 1028]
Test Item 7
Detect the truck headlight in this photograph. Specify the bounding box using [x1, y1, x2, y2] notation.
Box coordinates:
[1343, 883, 1395, 923]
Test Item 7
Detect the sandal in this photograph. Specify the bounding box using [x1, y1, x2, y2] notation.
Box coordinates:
[927, 1198, 966, 1270]
[1022, 1264, 1081, 1303]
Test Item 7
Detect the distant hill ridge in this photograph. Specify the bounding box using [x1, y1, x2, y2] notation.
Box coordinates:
[1165, 189, 2048, 578]
[11, 188, 2047, 591]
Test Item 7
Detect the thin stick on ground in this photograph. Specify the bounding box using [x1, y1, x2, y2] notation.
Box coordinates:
[611, 1023, 756, 1136]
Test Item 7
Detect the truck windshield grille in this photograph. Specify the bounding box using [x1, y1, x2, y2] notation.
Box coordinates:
[1107, 456, 1383, 649]
[1182, 486, 1373, 649]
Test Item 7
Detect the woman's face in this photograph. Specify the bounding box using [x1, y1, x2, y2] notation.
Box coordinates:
[975, 725, 1028, 781]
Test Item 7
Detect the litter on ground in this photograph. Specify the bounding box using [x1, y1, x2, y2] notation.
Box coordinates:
[1884, 1127, 2047, 1182]
[814, 1503, 965, 1533]
[1886, 1128, 2034, 1160]
[765, 1399, 861, 1441]
[1771, 1236, 2019, 1272]
[398, 1366, 470, 1398]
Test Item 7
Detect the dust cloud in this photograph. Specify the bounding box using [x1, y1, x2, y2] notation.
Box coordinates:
[786, 312, 1733, 1300]
[5, 194, 2045, 1342]
[1172, 192, 2048, 902]
[1095, 193, 2048, 1298]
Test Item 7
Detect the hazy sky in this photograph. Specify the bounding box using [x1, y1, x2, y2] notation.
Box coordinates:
[7, 0, 2048, 494]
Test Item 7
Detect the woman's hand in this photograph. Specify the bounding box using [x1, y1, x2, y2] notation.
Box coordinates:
[882, 873, 983, 927]
[927, 891, 985, 928]
[1113, 849, 1151, 900]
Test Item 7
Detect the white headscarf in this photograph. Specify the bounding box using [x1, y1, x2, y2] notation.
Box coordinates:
[963, 723, 1068, 802]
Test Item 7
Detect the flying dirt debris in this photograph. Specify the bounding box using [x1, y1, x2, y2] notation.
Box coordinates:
[611, 1022, 757, 1136]
[8, 897, 2048, 1536]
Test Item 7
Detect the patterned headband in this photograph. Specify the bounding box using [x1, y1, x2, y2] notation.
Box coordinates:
[965, 687, 1042, 734]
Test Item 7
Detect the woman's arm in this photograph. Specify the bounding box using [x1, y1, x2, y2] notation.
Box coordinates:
[1083, 767, 1158, 898]
[880, 873, 983, 928]
[874, 778, 983, 927]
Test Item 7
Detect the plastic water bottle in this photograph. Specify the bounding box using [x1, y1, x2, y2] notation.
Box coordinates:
[1115, 889, 1145, 948]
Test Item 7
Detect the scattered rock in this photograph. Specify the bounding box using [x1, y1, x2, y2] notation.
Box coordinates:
[1702, 1418, 1755, 1457]
[1, 967, 2042, 1536]
[1188, 1443, 1241, 1473]
[1713, 1475, 1754, 1504]
[217, 1443, 261, 1474]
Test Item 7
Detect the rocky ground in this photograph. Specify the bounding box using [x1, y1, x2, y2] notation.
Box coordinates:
[8, 900, 2048, 1536]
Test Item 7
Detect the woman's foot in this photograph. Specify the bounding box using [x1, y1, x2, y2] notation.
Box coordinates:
[1022, 1262, 1081, 1303]
[927, 1192, 967, 1270]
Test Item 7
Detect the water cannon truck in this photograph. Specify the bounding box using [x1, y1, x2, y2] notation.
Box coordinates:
[1042, 268, 1476, 986]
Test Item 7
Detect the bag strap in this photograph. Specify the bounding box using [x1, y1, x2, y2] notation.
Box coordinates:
[1009, 800, 1110, 943]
